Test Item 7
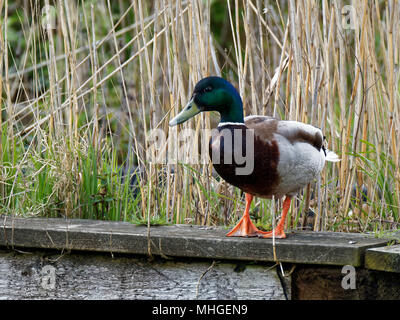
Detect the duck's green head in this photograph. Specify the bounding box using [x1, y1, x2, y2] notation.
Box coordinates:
[169, 76, 244, 126]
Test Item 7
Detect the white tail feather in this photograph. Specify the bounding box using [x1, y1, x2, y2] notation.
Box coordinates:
[325, 149, 341, 162]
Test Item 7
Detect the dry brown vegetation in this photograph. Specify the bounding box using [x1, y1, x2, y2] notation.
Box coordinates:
[0, 0, 399, 235]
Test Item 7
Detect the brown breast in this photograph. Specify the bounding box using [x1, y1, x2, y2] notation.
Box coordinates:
[209, 123, 280, 197]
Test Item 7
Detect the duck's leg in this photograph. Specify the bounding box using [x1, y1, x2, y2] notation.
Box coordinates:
[226, 193, 268, 237]
[260, 196, 291, 239]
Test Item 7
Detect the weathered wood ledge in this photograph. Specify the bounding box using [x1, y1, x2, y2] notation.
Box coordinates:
[0, 215, 395, 269]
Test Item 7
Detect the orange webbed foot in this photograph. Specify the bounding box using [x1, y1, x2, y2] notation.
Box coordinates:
[226, 193, 269, 237]
[258, 228, 287, 239]
[258, 196, 292, 239]
[226, 215, 270, 237]
[226, 195, 291, 239]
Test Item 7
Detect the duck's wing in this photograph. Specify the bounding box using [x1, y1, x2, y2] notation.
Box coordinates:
[273, 120, 340, 162]
[245, 116, 328, 196]
[244, 116, 324, 152]
[244, 115, 280, 142]
[275, 120, 324, 151]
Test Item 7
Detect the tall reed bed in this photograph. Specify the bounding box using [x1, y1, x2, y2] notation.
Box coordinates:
[0, 0, 399, 234]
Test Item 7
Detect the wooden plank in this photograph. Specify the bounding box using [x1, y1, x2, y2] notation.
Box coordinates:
[0, 216, 389, 266]
[0, 248, 289, 300]
[365, 244, 400, 273]
[292, 265, 400, 299]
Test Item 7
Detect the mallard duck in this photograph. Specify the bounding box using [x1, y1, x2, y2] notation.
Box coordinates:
[169, 76, 339, 238]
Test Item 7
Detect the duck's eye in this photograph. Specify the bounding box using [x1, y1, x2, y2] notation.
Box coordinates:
[204, 86, 212, 93]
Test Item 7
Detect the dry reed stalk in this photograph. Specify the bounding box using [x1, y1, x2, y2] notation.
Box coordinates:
[44, 0, 62, 140]
[16, 5, 177, 140]
[0, 0, 4, 202]
[4, 0, 13, 158]
[386, 1, 400, 205]
[0, 1, 3, 143]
